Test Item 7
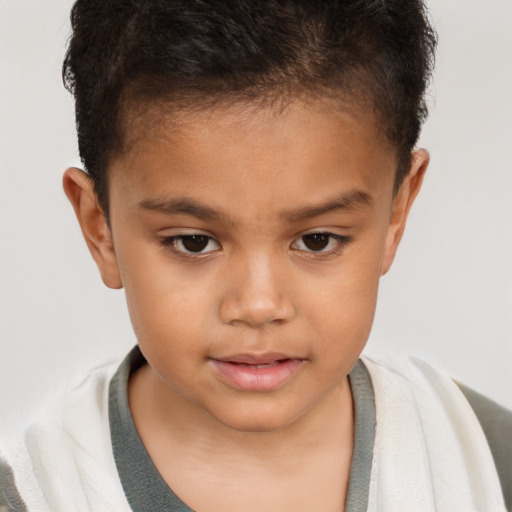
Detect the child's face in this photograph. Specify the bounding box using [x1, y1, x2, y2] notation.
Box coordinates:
[66, 97, 427, 432]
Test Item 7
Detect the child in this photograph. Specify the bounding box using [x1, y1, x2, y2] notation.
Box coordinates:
[1, 1, 510, 511]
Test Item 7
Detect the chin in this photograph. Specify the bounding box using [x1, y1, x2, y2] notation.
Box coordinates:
[221, 418, 295, 434]
[211, 403, 304, 434]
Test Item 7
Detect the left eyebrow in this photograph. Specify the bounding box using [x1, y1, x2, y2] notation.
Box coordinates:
[282, 189, 373, 223]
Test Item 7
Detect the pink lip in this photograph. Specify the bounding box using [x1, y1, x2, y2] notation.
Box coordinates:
[210, 355, 304, 392]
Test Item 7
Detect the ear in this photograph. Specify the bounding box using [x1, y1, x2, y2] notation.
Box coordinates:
[380, 149, 429, 275]
[63, 167, 122, 289]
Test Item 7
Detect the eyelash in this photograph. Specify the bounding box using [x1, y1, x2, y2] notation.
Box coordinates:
[160, 232, 352, 258]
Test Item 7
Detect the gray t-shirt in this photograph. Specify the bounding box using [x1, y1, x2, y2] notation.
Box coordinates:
[109, 348, 376, 512]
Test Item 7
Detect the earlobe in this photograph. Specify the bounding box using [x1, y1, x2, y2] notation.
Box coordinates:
[62, 167, 123, 289]
[380, 149, 430, 275]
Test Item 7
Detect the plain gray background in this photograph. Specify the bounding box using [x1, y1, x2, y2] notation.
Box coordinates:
[1, 0, 511, 443]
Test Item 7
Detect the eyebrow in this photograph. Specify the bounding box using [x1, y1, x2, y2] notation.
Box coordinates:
[138, 189, 373, 224]
[138, 197, 225, 221]
[282, 189, 373, 222]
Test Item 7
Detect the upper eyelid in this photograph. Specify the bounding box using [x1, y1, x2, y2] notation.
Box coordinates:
[157, 227, 217, 237]
[158, 231, 220, 244]
[170, 234, 219, 245]
[293, 232, 348, 243]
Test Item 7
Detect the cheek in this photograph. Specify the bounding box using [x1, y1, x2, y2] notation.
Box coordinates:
[312, 284, 378, 354]
[117, 246, 214, 353]
[304, 243, 383, 358]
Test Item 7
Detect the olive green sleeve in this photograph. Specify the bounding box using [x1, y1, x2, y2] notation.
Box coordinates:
[458, 383, 512, 512]
[0, 456, 27, 512]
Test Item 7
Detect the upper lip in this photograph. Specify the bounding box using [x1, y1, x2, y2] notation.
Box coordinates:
[212, 353, 301, 365]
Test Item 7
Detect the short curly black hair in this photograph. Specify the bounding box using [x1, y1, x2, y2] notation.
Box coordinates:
[63, 0, 437, 218]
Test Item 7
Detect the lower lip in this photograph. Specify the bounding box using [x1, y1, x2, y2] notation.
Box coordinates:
[211, 358, 304, 392]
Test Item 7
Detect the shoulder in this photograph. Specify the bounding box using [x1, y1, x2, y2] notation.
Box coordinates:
[1, 358, 128, 512]
[457, 382, 512, 512]
[361, 354, 511, 511]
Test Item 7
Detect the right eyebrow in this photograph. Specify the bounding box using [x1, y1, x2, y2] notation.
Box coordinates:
[138, 197, 227, 222]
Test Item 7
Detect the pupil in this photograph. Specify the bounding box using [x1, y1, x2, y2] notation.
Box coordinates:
[303, 233, 329, 251]
[182, 235, 209, 252]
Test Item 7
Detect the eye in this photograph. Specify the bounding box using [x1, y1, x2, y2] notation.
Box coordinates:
[163, 234, 220, 255]
[292, 232, 350, 253]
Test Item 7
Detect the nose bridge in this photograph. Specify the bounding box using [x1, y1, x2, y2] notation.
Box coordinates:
[219, 247, 295, 327]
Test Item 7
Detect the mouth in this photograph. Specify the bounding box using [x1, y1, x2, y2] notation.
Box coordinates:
[210, 354, 304, 392]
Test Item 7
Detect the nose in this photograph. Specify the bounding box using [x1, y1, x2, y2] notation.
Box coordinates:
[219, 252, 296, 328]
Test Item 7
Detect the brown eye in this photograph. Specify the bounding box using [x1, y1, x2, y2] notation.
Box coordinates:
[181, 235, 210, 252]
[302, 233, 330, 251]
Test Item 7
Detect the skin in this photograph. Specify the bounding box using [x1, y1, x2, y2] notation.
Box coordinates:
[63, 97, 428, 512]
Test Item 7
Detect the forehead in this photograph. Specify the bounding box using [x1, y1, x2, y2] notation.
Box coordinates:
[109, 97, 397, 222]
